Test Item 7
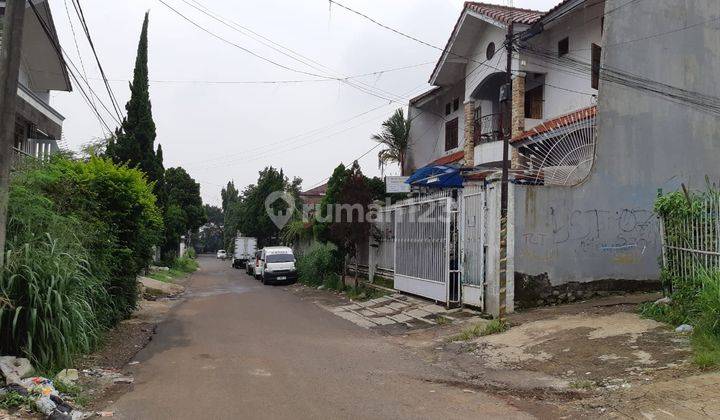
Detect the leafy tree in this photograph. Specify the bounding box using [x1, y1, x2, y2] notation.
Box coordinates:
[106, 12, 165, 204]
[327, 162, 373, 287]
[223, 167, 301, 249]
[221, 181, 240, 213]
[372, 108, 411, 175]
[162, 167, 206, 258]
[204, 204, 223, 226]
[314, 164, 349, 241]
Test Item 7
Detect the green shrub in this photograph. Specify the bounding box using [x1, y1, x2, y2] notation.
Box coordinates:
[172, 256, 199, 273]
[11, 156, 162, 318]
[185, 247, 196, 259]
[1, 156, 162, 369]
[640, 268, 720, 368]
[296, 243, 340, 287]
[0, 186, 111, 370]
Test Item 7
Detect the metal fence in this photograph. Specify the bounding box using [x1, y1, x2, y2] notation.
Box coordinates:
[660, 194, 720, 282]
[392, 190, 456, 303]
[371, 207, 395, 272]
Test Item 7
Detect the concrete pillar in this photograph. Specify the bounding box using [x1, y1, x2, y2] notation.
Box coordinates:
[463, 100, 476, 168]
[510, 75, 526, 168]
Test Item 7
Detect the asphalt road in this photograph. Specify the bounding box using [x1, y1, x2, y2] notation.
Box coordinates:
[109, 256, 533, 419]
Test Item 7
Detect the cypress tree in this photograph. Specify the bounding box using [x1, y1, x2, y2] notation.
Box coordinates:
[107, 12, 164, 196]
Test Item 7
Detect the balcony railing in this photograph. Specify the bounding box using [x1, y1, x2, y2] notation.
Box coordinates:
[473, 112, 505, 144]
[13, 138, 59, 163]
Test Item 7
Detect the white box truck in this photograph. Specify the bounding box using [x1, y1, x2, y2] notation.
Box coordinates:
[232, 235, 257, 269]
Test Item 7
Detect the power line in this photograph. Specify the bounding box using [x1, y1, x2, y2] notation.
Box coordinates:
[28, 0, 116, 133]
[327, 0, 496, 67]
[171, 0, 417, 105]
[71, 0, 124, 122]
[156, 0, 333, 80]
[96, 61, 434, 86]
[62, 0, 94, 109]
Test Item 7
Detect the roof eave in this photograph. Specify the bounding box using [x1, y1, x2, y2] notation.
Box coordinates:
[428, 8, 510, 86]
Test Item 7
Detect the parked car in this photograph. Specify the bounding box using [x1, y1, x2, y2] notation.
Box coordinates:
[232, 236, 257, 269]
[216, 249, 227, 259]
[247, 250, 261, 278]
[257, 246, 297, 285]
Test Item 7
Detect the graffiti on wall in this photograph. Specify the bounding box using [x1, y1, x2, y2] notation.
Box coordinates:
[520, 207, 659, 265]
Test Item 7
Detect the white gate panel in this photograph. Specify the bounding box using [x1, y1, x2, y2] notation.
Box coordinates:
[393, 191, 452, 303]
[460, 185, 486, 309]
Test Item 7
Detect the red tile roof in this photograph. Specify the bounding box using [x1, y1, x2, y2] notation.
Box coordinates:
[511, 105, 597, 143]
[301, 183, 327, 196]
[465, 2, 544, 25]
[432, 150, 465, 165]
[430, 2, 543, 84]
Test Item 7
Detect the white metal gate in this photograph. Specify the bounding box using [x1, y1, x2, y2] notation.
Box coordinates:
[460, 185, 486, 308]
[393, 191, 457, 305]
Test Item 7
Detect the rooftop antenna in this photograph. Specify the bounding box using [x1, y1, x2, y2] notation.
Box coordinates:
[506, 0, 514, 6]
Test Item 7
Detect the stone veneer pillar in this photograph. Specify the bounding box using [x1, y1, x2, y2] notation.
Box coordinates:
[510, 74, 526, 168]
[463, 100, 476, 168]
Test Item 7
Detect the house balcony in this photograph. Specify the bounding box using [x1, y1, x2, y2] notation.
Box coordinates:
[14, 138, 59, 161]
[473, 112, 506, 144]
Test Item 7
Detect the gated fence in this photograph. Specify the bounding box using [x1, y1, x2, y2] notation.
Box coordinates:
[460, 184, 486, 308]
[368, 206, 395, 279]
[660, 193, 720, 283]
[391, 190, 459, 304]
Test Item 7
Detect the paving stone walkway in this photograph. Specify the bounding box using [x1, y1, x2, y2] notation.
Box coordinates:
[323, 293, 462, 330]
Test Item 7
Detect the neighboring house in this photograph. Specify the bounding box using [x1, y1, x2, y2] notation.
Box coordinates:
[1, 1, 71, 161]
[394, 0, 720, 315]
[299, 183, 327, 208]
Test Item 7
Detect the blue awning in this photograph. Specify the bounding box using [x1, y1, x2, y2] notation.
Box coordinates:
[406, 164, 463, 188]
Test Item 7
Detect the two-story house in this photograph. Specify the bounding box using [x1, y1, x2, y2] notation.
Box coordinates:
[392, 0, 719, 315]
[1, 0, 71, 161]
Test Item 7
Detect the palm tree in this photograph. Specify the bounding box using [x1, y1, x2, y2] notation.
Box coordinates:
[372, 108, 411, 175]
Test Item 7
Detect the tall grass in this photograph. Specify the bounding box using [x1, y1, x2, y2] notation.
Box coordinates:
[296, 243, 340, 287]
[0, 156, 162, 370]
[0, 186, 111, 369]
[640, 268, 720, 368]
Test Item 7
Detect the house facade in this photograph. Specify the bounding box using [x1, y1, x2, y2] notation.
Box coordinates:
[1, 0, 70, 160]
[393, 0, 720, 315]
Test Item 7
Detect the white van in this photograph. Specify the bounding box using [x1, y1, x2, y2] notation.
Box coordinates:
[257, 246, 297, 285]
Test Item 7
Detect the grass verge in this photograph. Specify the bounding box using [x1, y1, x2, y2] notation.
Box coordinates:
[148, 256, 199, 283]
[639, 269, 720, 369]
[449, 319, 509, 341]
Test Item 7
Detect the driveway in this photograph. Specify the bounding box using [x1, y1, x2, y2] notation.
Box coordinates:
[108, 256, 534, 419]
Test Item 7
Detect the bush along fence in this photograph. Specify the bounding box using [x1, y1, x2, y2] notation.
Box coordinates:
[647, 186, 720, 368]
[0, 156, 163, 371]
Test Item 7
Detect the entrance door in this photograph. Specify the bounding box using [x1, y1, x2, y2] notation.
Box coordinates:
[460, 185, 485, 309]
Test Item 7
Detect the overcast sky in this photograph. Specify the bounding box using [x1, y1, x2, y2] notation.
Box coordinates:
[48, 0, 559, 206]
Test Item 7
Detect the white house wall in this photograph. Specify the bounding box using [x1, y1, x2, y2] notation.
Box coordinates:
[406, 84, 466, 172]
[463, 23, 508, 103]
[520, 1, 603, 122]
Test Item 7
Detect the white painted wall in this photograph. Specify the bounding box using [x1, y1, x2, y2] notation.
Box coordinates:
[405, 83, 466, 172]
[520, 1, 604, 122]
[473, 141, 502, 165]
[463, 22, 508, 102]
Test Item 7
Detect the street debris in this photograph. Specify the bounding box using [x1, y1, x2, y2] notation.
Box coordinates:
[0, 356, 34, 384]
[55, 369, 79, 384]
[654, 296, 672, 305]
[0, 374, 89, 419]
[675, 324, 694, 333]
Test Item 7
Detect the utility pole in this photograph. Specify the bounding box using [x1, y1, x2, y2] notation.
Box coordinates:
[498, 24, 514, 320]
[0, 0, 26, 268]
